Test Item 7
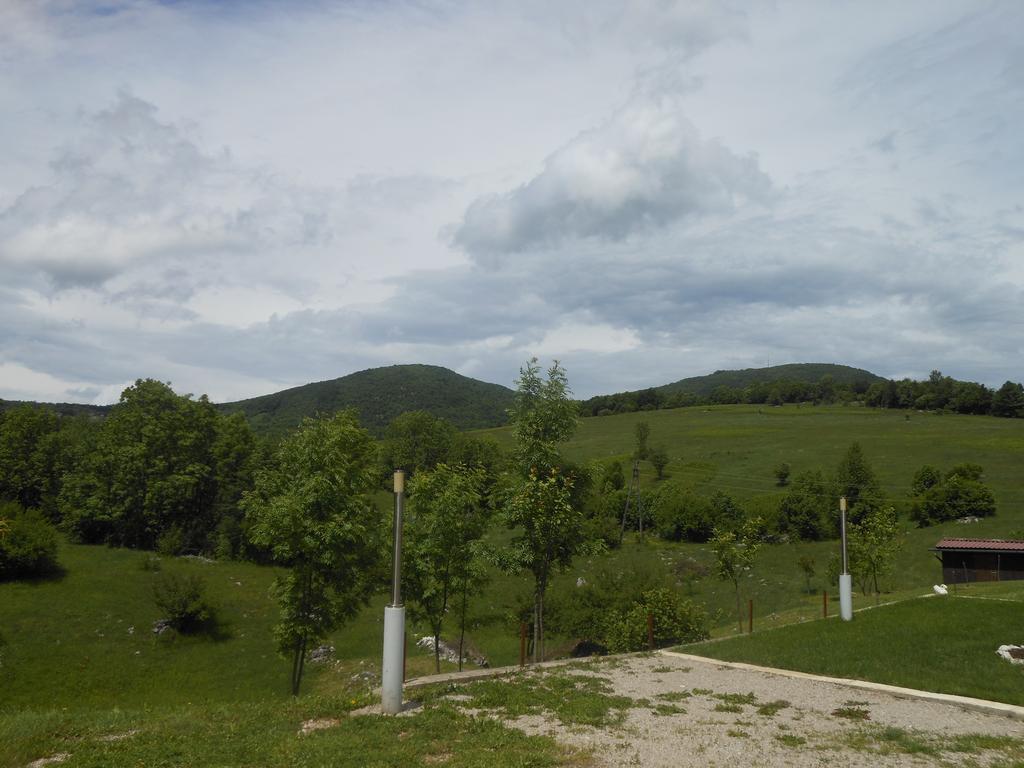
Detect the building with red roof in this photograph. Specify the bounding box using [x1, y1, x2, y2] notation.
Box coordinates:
[932, 538, 1024, 583]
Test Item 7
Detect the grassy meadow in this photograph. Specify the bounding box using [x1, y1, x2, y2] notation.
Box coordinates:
[682, 583, 1024, 705]
[3, 404, 1024, 765]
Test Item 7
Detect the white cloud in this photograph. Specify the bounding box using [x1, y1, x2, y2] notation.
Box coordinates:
[1, 0, 1022, 403]
[453, 91, 773, 260]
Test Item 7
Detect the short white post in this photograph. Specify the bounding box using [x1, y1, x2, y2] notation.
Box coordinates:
[382, 470, 406, 714]
[839, 496, 853, 621]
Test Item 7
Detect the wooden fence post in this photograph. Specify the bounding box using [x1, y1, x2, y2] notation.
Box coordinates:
[647, 612, 655, 650]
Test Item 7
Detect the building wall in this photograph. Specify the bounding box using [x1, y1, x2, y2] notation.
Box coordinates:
[941, 552, 1024, 583]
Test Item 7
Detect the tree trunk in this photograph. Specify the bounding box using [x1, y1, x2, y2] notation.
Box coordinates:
[536, 593, 544, 667]
[540, 590, 545, 662]
[458, 581, 468, 672]
[434, 627, 441, 674]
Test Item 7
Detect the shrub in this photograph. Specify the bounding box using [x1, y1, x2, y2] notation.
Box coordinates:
[0, 502, 60, 580]
[774, 462, 791, 487]
[911, 475, 996, 526]
[605, 588, 709, 652]
[153, 572, 216, 633]
[653, 488, 713, 542]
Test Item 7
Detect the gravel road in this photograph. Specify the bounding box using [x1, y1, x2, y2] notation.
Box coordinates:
[507, 652, 1024, 767]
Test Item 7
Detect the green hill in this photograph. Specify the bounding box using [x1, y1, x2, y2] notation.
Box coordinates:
[658, 363, 884, 397]
[0, 400, 109, 419]
[218, 364, 515, 436]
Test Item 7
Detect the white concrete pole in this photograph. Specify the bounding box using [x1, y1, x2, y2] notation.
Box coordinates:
[839, 496, 853, 621]
[382, 470, 406, 714]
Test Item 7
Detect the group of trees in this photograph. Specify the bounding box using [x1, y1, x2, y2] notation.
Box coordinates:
[909, 463, 997, 527]
[5, 359, 1009, 695]
[865, 371, 1024, 417]
[581, 374, 869, 416]
[581, 369, 1024, 420]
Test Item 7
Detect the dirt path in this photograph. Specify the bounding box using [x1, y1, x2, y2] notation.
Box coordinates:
[505, 653, 1024, 767]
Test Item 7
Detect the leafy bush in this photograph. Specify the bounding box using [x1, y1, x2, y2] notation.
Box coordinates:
[549, 563, 707, 653]
[652, 487, 714, 542]
[910, 471, 996, 527]
[0, 502, 60, 580]
[153, 572, 216, 633]
[605, 588, 708, 652]
[774, 462, 791, 486]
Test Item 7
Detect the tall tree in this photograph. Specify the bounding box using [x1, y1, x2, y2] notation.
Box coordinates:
[508, 359, 577, 475]
[243, 411, 382, 695]
[59, 380, 225, 551]
[992, 381, 1024, 418]
[634, 421, 651, 461]
[500, 359, 590, 662]
[405, 464, 489, 673]
[834, 442, 882, 526]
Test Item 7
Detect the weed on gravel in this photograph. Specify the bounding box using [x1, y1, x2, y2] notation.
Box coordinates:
[838, 726, 1024, 764]
[439, 670, 634, 728]
[832, 706, 871, 721]
[756, 700, 790, 717]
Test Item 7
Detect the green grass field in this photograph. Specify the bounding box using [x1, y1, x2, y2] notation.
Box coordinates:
[479, 404, 1024, 639]
[3, 404, 1024, 766]
[681, 583, 1024, 705]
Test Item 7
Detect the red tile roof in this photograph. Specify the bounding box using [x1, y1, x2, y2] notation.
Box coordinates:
[933, 538, 1024, 552]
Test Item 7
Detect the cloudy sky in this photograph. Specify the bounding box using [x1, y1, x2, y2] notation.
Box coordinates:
[2, 0, 1022, 403]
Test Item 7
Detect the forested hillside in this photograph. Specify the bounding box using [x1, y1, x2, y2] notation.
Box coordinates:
[581, 364, 1023, 419]
[218, 364, 515, 436]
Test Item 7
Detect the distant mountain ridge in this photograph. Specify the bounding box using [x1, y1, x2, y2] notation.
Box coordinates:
[657, 363, 884, 397]
[217, 364, 516, 436]
[2, 362, 886, 437]
[580, 363, 886, 415]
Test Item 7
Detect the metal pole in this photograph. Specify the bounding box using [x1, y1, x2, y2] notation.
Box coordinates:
[382, 470, 406, 714]
[647, 612, 654, 650]
[748, 599, 753, 634]
[391, 471, 405, 606]
[839, 496, 848, 574]
[823, 590, 828, 618]
[839, 496, 853, 622]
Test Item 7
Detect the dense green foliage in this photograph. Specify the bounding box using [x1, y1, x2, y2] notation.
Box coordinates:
[0, 405, 96, 520]
[0, 502, 60, 580]
[58, 380, 260, 553]
[580, 364, 1024, 421]
[499, 359, 592, 662]
[220, 364, 515, 437]
[405, 464, 491, 672]
[581, 363, 882, 415]
[378, 410, 502, 487]
[243, 411, 384, 695]
[605, 588, 708, 652]
[910, 464, 997, 526]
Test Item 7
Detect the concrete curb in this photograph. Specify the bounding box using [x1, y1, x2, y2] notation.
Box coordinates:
[659, 650, 1024, 721]
[402, 652, 638, 690]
